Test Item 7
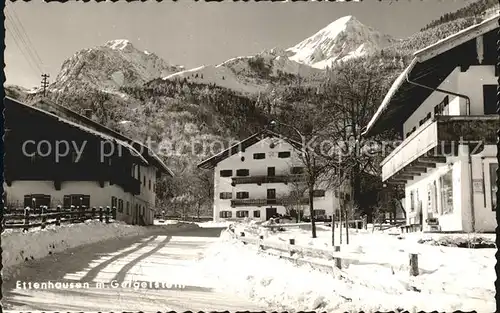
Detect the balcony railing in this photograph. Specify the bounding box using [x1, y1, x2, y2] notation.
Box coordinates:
[381, 115, 499, 182]
[231, 197, 309, 207]
[232, 174, 306, 185]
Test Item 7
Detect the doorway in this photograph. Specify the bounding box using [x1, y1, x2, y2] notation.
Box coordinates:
[267, 167, 275, 177]
[266, 207, 277, 220]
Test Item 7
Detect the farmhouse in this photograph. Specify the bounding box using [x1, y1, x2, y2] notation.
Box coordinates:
[198, 129, 348, 222]
[3, 96, 173, 225]
[363, 14, 499, 232]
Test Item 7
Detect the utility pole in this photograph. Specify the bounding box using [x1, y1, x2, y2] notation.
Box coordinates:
[41, 74, 50, 97]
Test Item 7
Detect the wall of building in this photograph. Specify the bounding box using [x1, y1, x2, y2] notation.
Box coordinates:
[403, 144, 497, 233]
[470, 145, 497, 232]
[403, 65, 497, 137]
[213, 137, 339, 222]
[3, 180, 146, 224]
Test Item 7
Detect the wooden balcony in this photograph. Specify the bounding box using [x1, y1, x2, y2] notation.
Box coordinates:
[382, 115, 499, 183]
[231, 174, 306, 185]
[231, 197, 309, 207]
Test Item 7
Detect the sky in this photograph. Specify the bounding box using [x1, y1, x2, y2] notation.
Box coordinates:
[5, 0, 476, 88]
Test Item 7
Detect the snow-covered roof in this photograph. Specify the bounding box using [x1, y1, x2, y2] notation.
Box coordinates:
[32, 97, 174, 177]
[197, 129, 303, 170]
[363, 13, 499, 137]
[6, 96, 149, 165]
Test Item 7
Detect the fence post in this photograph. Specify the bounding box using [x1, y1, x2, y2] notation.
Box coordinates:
[23, 207, 30, 232]
[41, 206, 46, 229]
[56, 205, 61, 226]
[99, 206, 103, 222]
[334, 246, 342, 269]
[70, 205, 75, 223]
[81, 205, 87, 222]
[92, 207, 96, 220]
[289, 238, 295, 256]
[409, 253, 419, 276]
[105, 206, 110, 224]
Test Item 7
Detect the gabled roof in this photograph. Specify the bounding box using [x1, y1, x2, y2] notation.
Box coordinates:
[5, 96, 149, 165]
[363, 13, 499, 137]
[31, 97, 174, 177]
[197, 129, 303, 170]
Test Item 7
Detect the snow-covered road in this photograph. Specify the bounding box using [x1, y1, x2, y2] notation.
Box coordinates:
[2, 227, 267, 311]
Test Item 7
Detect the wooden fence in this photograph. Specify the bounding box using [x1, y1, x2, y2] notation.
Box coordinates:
[2, 205, 117, 232]
[232, 230, 420, 276]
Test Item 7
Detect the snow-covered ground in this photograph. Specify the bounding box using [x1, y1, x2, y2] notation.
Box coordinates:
[196, 221, 232, 228]
[199, 222, 495, 312]
[1, 220, 198, 280]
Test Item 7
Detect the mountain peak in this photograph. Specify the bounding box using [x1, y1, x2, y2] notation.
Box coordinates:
[105, 39, 134, 51]
[287, 15, 394, 69]
[51, 39, 183, 92]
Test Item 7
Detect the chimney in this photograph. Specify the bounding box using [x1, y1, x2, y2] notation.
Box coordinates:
[84, 109, 92, 119]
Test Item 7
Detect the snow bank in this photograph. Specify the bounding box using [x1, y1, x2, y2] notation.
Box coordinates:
[196, 221, 232, 228]
[199, 229, 495, 312]
[2, 221, 152, 279]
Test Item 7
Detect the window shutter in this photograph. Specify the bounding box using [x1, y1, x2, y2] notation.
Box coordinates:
[82, 195, 90, 208]
[24, 195, 32, 208]
[63, 195, 71, 209]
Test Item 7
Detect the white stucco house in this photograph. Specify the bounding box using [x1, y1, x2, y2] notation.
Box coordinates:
[4, 97, 174, 226]
[198, 130, 347, 222]
[363, 14, 499, 232]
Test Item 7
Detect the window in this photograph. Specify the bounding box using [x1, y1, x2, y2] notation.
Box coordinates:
[62, 194, 90, 209]
[126, 201, 130, 215]
[278, 151, 291, 158]
[313, 190, 326, 197]
[143, 176, 146, 186]
[236, 191, 249, 199]
[489, 163, 498, 211]
[118, 199, 124, 213]
[253, 153, 265, 160]
[253, 210, 261, 218]
[440, 170, 453, 214]
[236, 210, 249, 218]
[220, 170, 233, 177]
[291, 167, 304, 175]
[219, 211, 232, 218]
[434, 96, 450, 116]
[110, 196, 118, 210]
[483, 85, 497, 114]
[219, 192, 232, 199]
[419, 112, 432, 126]
[267, 167, 275, 177]
[409, 190, 415, 212]
[24, 194, 51, 209]
[236, 169, 250, 176]
[313, 209, 326, 216]
[148, 180, 151, 190]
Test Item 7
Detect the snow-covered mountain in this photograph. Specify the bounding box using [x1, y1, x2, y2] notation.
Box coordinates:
[161, 16, 394, 93]
[45, 16, 394, 96]
[162, 48, 324, 94]
[50, 39, 184, 92]
[287, 15, 396, 69]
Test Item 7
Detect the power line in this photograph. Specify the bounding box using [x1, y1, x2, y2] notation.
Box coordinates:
[9, 5, 44, 68]
[5, 13, 41, 77]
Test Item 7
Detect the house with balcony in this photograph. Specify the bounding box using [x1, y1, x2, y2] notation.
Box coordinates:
[197, 130, 345, 222]
[363, 14, 499, 232]
[3, 97, 173, 225]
